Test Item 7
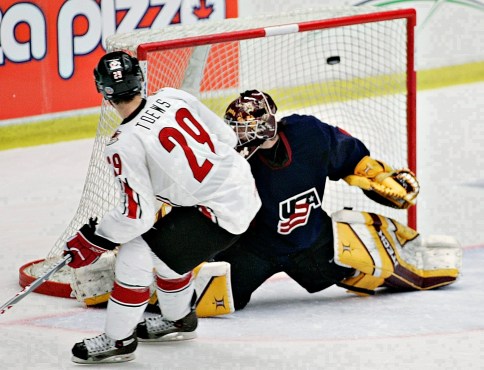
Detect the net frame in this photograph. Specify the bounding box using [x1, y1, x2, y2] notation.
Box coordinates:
[135, 7, 416, 228]
[20, 7, 417, 296]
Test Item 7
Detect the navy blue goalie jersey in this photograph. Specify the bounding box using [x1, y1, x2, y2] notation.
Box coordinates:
[247, 114, 370, 257]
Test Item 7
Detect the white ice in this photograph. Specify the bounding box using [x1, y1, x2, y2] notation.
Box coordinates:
[0, 82, 483, 369]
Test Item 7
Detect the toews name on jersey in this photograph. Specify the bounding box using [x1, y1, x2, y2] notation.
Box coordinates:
[97, 87, 261, 245]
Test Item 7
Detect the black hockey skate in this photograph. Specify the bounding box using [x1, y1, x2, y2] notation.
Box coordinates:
[71, 332, 137, 364]
[136, 309, 198, 342]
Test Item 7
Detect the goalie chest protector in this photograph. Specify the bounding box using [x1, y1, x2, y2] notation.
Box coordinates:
[247, 114, 369, 256]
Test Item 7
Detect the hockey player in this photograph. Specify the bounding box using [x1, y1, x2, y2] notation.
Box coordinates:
[213, 90, 462, 310]
[63, 52, 261, 364]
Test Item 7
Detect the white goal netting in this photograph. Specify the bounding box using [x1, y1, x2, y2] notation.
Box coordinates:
[27, 7, 417, 289]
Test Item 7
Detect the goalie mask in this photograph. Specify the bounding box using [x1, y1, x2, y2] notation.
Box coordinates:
[224, 90, 278, 157]
[94, 51, 143, 101]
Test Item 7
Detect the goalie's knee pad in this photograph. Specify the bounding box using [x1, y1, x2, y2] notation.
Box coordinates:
[331, 209, 462, 294]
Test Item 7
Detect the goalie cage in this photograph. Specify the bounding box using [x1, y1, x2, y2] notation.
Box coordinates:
[19, 6, 417, 298]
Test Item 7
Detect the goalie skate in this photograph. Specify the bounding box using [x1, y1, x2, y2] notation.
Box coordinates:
[71, 332, 137, 364]
[136, 309, 197, 342]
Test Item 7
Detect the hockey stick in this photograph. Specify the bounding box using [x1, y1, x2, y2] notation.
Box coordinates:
[0, 253, 72, 315]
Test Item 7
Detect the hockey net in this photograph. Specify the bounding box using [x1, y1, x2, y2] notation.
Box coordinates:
[20, 6, 416, 297]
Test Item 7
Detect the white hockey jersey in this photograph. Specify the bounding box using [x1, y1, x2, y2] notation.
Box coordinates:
[96, 88, 261, 243]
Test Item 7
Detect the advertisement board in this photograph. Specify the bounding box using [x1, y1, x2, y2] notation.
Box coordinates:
[0, 0, 237, 121]
[1, 0, 482, 122]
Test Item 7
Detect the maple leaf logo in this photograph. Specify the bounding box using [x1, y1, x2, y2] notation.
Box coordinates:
[193, 0, 214, 20]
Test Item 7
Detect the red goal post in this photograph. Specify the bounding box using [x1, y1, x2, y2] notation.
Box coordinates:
[19, 6, 417, 297]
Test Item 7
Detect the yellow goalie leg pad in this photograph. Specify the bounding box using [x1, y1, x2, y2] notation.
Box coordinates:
[332, 209, 462, 294]
[193, 261, 234, 317]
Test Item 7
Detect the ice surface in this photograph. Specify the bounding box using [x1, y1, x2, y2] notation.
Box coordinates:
[0, 83, 483, 369]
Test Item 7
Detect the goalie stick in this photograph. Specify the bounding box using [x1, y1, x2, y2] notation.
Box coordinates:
[0, 254, 72, 315]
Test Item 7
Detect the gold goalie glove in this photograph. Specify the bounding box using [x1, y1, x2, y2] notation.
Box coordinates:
[344, 156, 420, 209]
[332, 209, 462, 295]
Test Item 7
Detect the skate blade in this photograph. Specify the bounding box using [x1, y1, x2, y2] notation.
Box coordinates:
[71, 353, 135, 364]
[138, 331, 197, 343]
